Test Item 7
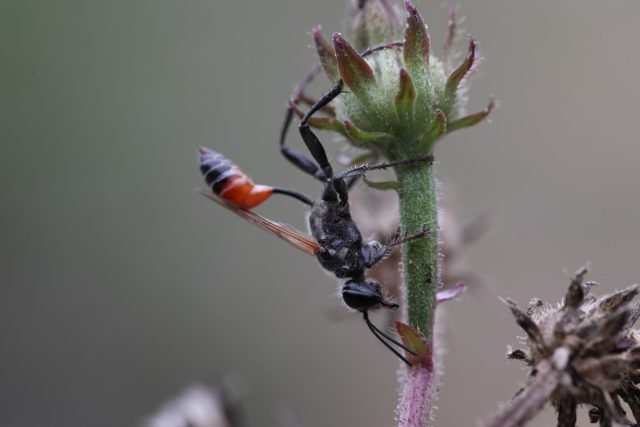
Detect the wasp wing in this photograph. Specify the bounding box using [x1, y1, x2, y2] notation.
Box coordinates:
[199, 190, 321, 256]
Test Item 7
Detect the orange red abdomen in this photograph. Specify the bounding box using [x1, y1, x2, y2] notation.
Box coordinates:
[199, 147, 273, 209]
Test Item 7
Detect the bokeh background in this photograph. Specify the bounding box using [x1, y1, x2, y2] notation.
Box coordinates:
[2, 0, 640, 426]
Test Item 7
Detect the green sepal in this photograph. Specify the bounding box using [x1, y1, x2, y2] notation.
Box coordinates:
[415, 109, 446, 153]
[446, 98, 493, 134]
[363, 177, 400, 191]
[313, 27, 339, 82]
[443, 38, 476, 112]
[343, 120, 393, 147]
[394, 68, 416, 122]
[289, 100, 346, 135]
[307, 116, 347, 135]
[426, 109, 447, 141]
[403, 1, 430, 72]
[403, 0, 432, 123]
[333, 33, 377, 99]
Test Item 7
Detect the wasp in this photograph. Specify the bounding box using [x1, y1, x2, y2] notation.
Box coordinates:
[199, 43, 433, 366]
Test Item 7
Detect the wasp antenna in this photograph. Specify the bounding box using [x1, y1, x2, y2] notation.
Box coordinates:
[363, 311, 417, 366]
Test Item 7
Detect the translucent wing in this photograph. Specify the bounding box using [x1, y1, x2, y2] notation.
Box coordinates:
[199, 190, 321, 256]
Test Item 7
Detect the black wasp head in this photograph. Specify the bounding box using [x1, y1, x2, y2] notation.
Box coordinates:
[343, 280, 414, 366]
[342, 280, 398, 311]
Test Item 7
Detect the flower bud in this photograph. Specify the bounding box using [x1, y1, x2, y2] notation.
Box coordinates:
[345, 0, 404, 52]
[309, 1, 492, 161]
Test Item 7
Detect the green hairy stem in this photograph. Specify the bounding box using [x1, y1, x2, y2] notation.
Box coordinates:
[396, 162, 439, 338]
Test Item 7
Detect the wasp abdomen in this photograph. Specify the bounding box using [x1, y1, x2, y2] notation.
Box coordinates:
[199, 147, 273, 209]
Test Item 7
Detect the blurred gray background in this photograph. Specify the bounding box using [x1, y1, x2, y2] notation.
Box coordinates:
[2, 1, 639, 426]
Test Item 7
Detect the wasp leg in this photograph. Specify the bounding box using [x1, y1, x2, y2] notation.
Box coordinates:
[283, 105, 359, 190]
[360, 225, 430, 268]
[285, 41, 406, 199]
[279, 66, 331, 182]
[280, 108, 323, 180]
[299, 80, 343, 129]
[287, 104, 359, 190]
[360, 40, 404, 57]
[299, 122, 335, 178]
[334, 154, 434, 181]
[387, 225, 431, 248]
[271, 187, 313, 207]
[299, 120, 351, 204]
[298, 81, 348, 202]
[363, 311, 416, 366]
[282, 41, 406, 187]
[346, 176, 360, 190]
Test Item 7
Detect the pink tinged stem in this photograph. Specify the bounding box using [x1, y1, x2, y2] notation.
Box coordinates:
[397, 365, 435, 427]
[396, 322, 435, 427]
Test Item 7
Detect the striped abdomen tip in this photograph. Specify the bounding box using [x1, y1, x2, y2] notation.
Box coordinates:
[198, 147, 273, 209]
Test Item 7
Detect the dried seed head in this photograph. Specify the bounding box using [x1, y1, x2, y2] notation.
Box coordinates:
[494, 266, 640, 427]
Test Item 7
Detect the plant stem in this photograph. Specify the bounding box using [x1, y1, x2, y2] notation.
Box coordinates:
[396, 163, 439, 337]
[395, 161, 439, 427]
